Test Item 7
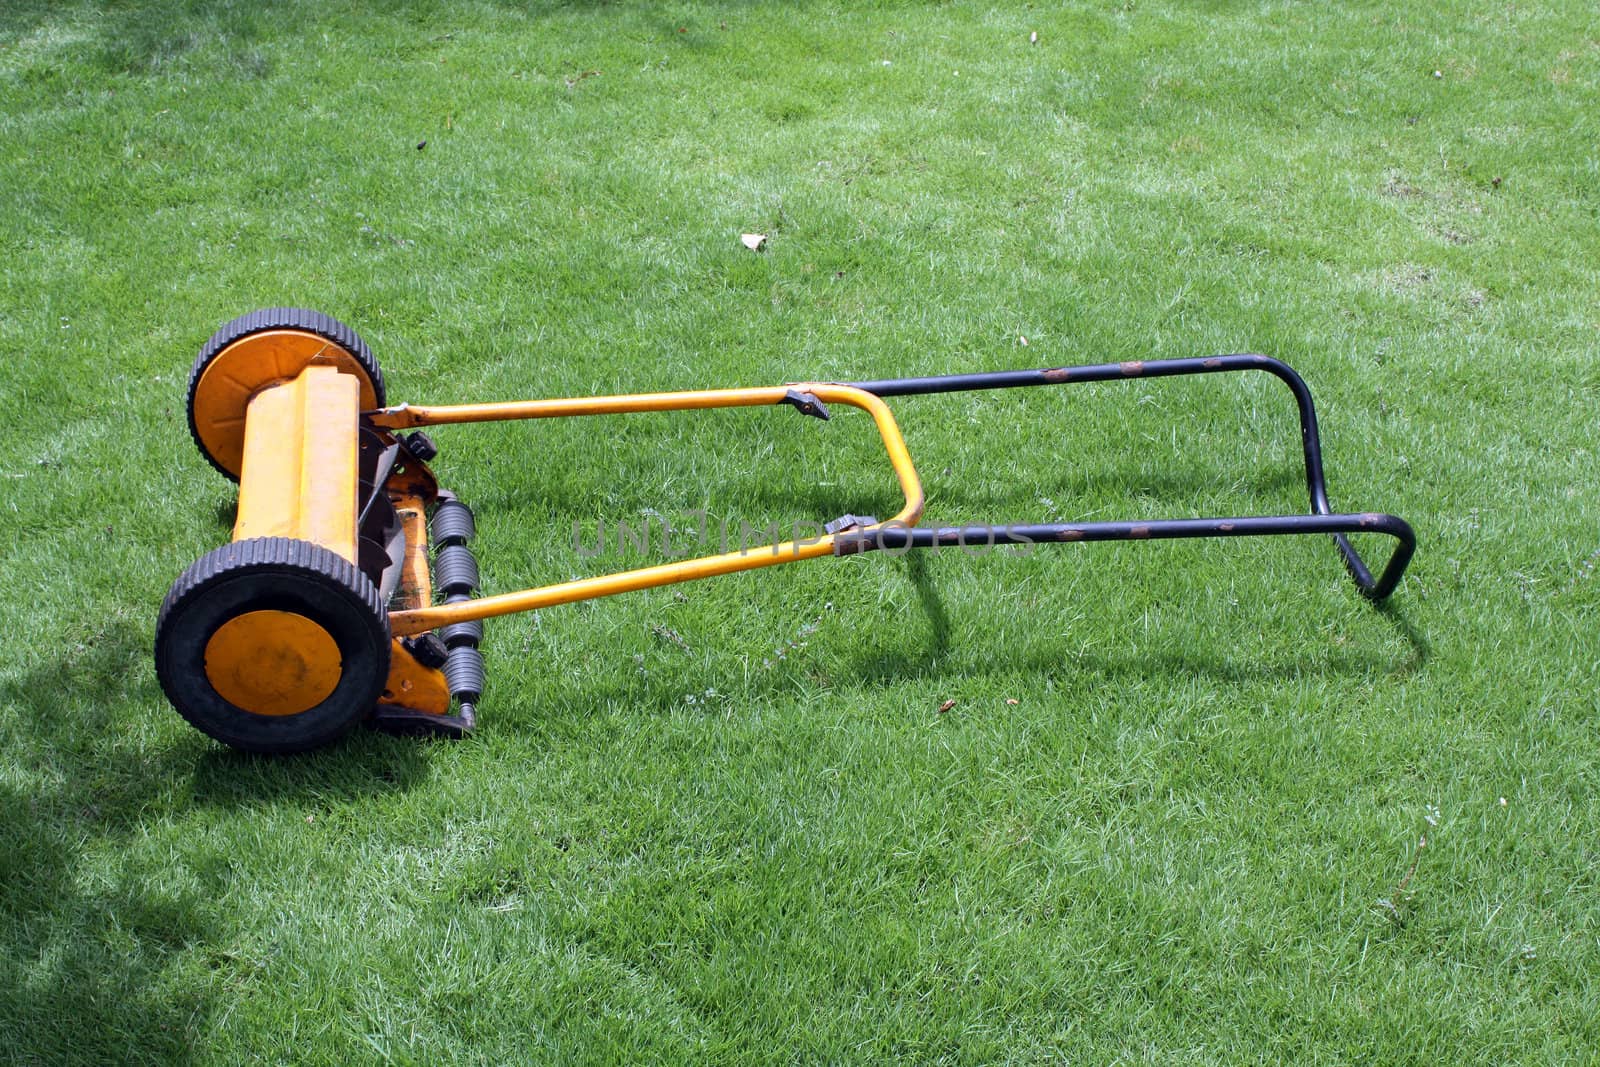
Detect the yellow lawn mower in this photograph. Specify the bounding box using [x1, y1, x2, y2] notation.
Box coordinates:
[156, 308, 1415, 753]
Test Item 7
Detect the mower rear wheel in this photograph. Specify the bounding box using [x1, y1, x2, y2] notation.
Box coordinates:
[156, 537, 390, 753]
[187, 307, 386, 480]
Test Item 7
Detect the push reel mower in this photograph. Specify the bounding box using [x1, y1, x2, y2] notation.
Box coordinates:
[156, 308, 1415, 753]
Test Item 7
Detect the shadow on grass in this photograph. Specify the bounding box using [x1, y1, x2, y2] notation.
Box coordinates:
[0, 778, 205, 1063]
[0, 618, 208, 1060]
[516, 552, 1430, 740]
[0, 616, 432, 1060]
[846, 559, 1430, 690]
[1372, 600, 1431, 676]
[0, 0, 273, 79]
[185, 733, 433, 807]
[0, 0, 714, 80]
[846, 551, 952, 682]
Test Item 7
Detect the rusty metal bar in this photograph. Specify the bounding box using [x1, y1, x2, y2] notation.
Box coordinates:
[836, 514, 1414, 601]
[845, 355, 1414, 600]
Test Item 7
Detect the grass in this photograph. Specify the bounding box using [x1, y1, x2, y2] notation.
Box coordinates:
[1, 0, 1597, 1061]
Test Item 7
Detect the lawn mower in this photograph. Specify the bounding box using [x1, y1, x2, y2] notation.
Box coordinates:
[155, 307, 1415, 753]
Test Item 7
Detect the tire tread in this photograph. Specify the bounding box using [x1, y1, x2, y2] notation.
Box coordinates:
[155, 537, 389, 753]
[185, 307, 386, 478]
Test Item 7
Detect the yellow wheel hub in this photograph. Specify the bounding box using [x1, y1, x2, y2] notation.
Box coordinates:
[204, 610, 343, 716]
[191, 330, 381, 478]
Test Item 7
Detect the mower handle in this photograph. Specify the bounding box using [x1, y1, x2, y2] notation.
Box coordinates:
[380, 383, 925, 637]
[378, 352, 1414, 640]
[844, 354, 1414, 601]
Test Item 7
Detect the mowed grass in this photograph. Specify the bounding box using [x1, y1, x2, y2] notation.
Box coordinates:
[2, 0, 1597, 1061]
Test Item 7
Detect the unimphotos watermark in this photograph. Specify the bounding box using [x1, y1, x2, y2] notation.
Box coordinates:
[572, 509, 1037, 559]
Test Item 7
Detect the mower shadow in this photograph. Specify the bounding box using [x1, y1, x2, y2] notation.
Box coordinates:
[520, 553, 1429, 738]
[0, 616, 433, 1060]
[843, 560, 1430, 690]
[182, 735, 435, 812]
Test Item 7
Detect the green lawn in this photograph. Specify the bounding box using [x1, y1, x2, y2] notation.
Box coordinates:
[2, 1, 1597, 1062]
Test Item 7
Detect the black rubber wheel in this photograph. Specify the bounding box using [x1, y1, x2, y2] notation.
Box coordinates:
[186, 307, 387, 480]
[155, 537, 391, 754]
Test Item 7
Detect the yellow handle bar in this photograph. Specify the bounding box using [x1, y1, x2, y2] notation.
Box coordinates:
[375, 383, 924, 637]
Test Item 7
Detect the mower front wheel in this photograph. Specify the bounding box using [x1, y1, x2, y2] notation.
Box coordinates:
[155, 537, 391, 753]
